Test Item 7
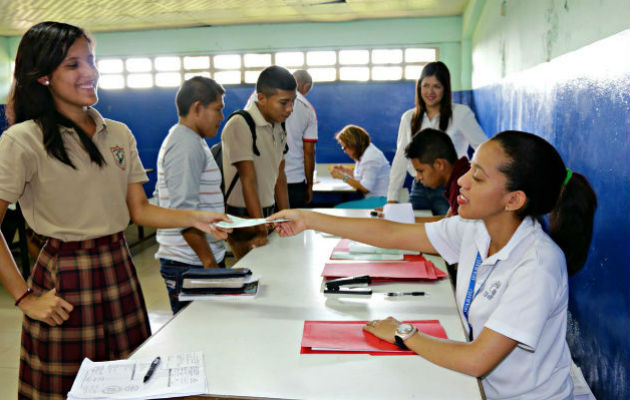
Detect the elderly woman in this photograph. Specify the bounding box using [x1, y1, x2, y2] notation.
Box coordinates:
[330, 124, 390, 208]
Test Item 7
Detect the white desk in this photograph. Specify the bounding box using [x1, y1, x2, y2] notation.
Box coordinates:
[131, 209, 482, 399]
[312, 163, 355, 194]
[312, 164, 410, 203]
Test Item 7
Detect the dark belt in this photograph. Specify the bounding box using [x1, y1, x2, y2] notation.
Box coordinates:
[46, 232, 124, 252]
[226, 205, 276, 218]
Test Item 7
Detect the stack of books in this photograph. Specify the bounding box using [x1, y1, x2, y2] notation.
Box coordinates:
[178, 268, 260, 300]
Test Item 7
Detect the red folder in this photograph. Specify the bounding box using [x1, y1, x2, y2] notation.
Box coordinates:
[331, 239, 429, 262]
[322, 261, 446, 281]
[300, 320, 447, 355]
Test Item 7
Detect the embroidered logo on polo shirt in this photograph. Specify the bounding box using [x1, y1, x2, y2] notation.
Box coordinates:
[483, 281, 501, 300]
[110, 146, 126, 170]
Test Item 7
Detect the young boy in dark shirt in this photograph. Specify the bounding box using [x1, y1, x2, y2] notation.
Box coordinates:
[405, 128, 471, 217]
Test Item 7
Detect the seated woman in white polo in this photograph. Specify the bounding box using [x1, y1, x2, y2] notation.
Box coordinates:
[330, 124, 390, 209]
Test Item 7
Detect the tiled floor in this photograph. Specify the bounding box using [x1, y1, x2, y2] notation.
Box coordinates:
[0, 227, 176, 399]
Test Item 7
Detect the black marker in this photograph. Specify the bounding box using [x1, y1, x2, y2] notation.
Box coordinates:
[143, 356, 161, 383]
[386, 292, 426, 297]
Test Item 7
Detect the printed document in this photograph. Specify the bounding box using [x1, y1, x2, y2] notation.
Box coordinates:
[67, 351, 207, 400]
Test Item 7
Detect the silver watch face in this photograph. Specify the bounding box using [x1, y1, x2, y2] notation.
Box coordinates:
[396, 323, 414, 335]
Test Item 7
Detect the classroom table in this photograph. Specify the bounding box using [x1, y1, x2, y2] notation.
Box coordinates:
[312, 164, 355, 193]
[311, 163, 358, 205]
[130, 208, 483, 400]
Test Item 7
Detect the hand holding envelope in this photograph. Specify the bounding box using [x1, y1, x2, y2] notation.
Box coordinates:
[216, 214, 290, 229]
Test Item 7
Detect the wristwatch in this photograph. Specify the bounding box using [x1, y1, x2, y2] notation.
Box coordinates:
[394, 323, 418, 349]
[342, 174, 350, 182]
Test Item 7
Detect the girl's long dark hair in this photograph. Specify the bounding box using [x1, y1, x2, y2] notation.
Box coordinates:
[410, 61, 453, 135]
[6, 21, 105, 169]
[492, 131, 597, 274]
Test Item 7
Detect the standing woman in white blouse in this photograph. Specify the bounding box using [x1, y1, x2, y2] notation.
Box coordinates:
[387, 61, 487, 214]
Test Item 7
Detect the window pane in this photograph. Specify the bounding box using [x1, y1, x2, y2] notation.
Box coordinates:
[184, 72, 211, 80]
[405, 65, 425, 80]
[98, 59, 123, 73]
[213, 54, 241, 69]
[338, 50, 369, 65]
[307, 67, 336, 82]
[127, 73, 153, 88]
[126, 58, 152, 72]
[154, 56, 181, 71]
[306, 51, 336, 66]
[244, 53, 271, 68]
[183, 56, 210, 70]
[214, 70, 241, 84]
[371, 66, 403, 81]
[372, 49, 403, 64]
[405, 48, 437, 62]
[275, 52, 304, 67]
[339, 67, 369, 81]
[155, 72, 182, 87]
[99, 74, 125, 89]
[244, 70, 263, 84]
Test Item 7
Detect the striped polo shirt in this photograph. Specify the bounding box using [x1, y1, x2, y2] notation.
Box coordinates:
[154, 124, 225, 265]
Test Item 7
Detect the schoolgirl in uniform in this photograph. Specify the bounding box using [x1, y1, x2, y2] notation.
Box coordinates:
[271, 130, 596, 399]
[0, 21, 229, 399]
[387, 61, 487, 215]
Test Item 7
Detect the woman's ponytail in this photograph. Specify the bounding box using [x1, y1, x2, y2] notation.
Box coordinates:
[493, 131, 598, 275]
[549, 172, 597, 275]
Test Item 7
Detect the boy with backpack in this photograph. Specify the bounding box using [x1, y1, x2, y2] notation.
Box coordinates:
[221, 65, 296, 259]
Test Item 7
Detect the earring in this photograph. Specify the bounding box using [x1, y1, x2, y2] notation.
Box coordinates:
[44, 80, 50, 86]
[505, 206, 510, 211]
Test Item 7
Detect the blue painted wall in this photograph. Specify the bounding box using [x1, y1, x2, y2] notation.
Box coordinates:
[471, 31, 630, 400]
[97, 82, 480, 196]
[98, 82, 418, 196]
[0, 104, 5, 131]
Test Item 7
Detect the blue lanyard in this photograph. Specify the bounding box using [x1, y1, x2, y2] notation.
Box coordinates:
[462, 252, 495, 340]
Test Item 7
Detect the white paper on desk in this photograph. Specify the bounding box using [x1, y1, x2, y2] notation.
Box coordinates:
[348, 241, 420, 255]
[383, 203, 415, 224]
[215, 214, 289, 229]
[331, 251, 404, 261]
[67, 351, 207, 400]
[319, 231, 339, 238]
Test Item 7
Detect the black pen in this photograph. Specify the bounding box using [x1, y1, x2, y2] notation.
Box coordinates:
[143, 356, 161, 383]
[386, 291, 426, 297]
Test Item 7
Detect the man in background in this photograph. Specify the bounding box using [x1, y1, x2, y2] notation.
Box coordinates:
[284, 70, 318, 207]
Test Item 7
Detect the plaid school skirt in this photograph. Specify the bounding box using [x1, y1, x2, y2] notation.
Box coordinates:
[19, 232, 151, 400]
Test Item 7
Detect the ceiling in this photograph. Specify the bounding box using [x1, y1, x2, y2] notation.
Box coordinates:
[0, 0, 469, 36]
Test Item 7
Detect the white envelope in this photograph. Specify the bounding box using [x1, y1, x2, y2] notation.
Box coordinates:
[383, 203, 415, 224]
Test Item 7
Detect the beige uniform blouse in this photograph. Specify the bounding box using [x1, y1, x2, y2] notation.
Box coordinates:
[0, 108, 148, 241]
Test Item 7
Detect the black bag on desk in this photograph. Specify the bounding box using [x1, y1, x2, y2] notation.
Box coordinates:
[180, 268, 252, 294]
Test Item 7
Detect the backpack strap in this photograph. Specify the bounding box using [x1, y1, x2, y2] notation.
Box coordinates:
[210, 142, 225, 195]
[281, 121, 289, 154]
[224, 110, 260, 202]
[227, 110, 260, 156]
[225, 173, 239, 202]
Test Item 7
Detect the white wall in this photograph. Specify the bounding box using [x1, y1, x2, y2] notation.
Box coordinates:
[471, 0, 630, 88]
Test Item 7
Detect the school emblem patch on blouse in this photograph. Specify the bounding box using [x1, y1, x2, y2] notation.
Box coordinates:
[110, 146, 126, 170]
